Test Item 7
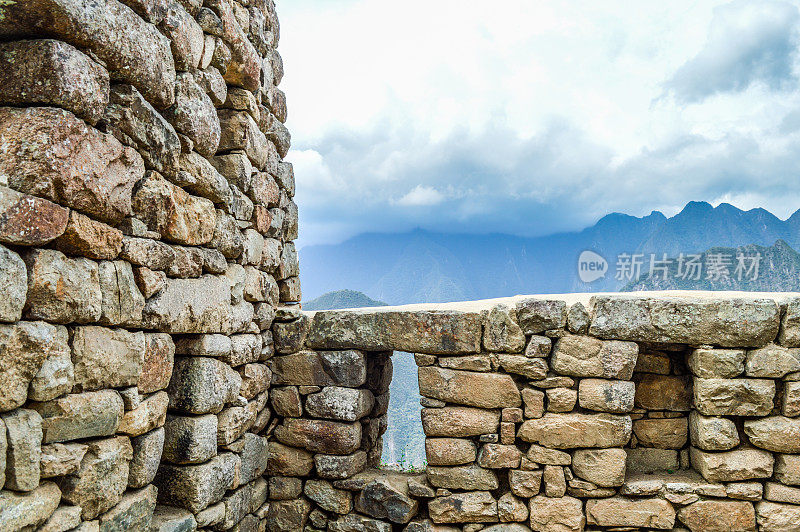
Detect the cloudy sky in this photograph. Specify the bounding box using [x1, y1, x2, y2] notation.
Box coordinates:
[279, 0, 800, 247]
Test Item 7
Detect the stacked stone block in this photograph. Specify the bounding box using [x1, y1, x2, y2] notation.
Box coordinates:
[272, 294, 800, 531]
[0, 0, 296, 528]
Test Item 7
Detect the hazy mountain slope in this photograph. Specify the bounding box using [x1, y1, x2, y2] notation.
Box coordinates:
[300, 202, 800, 305]
[624, 240, 800, 291]
[303, 290, 388, 310]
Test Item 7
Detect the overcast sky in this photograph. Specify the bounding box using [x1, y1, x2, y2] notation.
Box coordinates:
[279, 0, 800, 247]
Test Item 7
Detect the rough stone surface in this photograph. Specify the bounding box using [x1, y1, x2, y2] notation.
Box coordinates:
[72, 326, 145, 392]
[4, 322, 68, 409]
[0, 186, 69, 248]
[528, 495, 584, 532]
[427, 465, 499, 491]
[307, 309, 483, 354]
[589, 294, 779, 347]
[428, 491, 498, 524]
[2, 408, 43, 491]
[578, 378, 635, 413]
[585, 497, 675, 529]
[154, 452, 238, 513]
[0, 39, 109, 123]
[694, 378, 775, 416]
[128, 427, 164, 488]
[691, 447, 774, 482]
[551, 334, 638, 379]
[689, 411, 740, 451]
[418, 366, 521, 408]
[572, 448, 627, 487]
[23, 249, 102, 324]
[744, 416, 800, 453]
[33, 390, 124, 443]
[0, 106, 143, 224]
[54, 211, 123, 261]
[0, 481, 61, 530]
[274, 418, 362, 455]
[518, 413, 632, 449]
[421, 407, 500, 438]
[745, 344, 800, 378]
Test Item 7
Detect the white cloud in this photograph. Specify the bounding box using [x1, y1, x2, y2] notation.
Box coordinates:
[395, 185, 445, 207]
[276, 0, 800, 247]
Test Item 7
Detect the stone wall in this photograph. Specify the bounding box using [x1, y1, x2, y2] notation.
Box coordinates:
[0, 0, 296, 529]
[269, 294, 800, 531]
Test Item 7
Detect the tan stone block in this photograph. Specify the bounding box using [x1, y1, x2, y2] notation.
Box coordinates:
[543, 465, 566, 497]
[572, 448, 626, 487]
[775, 454, 800, 486]
[545, 387, 577, 413]
[477, 444, 521, 469]
[687, 347, 745, 378]
[677, 500, 755, 532]
[635, 374, 692, 411]
[528, 495, 584, 532]
[518, 413, 632, 449]
[427, 465, 499, 491]
[691, 447, 773, 482]
[586, 497, 675, 529]
[117, 391, 168, 436]
[783, 381, 800, 417]
[418, 367, 521, 409]
[421, 407, 500, 438]
[633, 417, 688, 449]
[425, 438, 476, 466]
[755, 501, 800, 531]
[522, 388, 544, 419]
[694, 378, 775, 416]
[578, 378, 635, 413]
[689, 411, 740, 451]
[744, 416, 800, 453]
[526, 444, 571, 465]
[428, 491, 498, 524]
[438, 355, 491, 372]
[551, 334, 638, 379]
[765, 482, 800, 505]
[509, 469, 542, 497]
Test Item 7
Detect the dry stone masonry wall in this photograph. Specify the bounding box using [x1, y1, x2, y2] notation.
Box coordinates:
[270, 294, 800, 532]
[1, 2, 800, 531]
[0, 0, 296, 529]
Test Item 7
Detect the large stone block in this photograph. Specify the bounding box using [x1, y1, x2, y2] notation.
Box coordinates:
[315, 451, 368, 480]
[0, 106, 144, 223]
[694, 378, 775, 416]
[102, 83, 180, 178]
[426, 438, 477, 466]
[779, 297, 800, 347]
[205, 0, 261, 92]
[133, 171, 216, 245]
[483, 304, 526, 352]
[177, 152, 231, 206]
[572, 448, 626, 487]
[578, 378, 635, 413]
[688, 347, 746, 378]
[307, 308, 483, 354]
[0, 481, 61, 530]
[271, 350, 367, 387]
[167, 357, 241, 414]
[418, 367, 521, 408]
[355, 477, 418, 524]
[164, 73, 220, 157]
[58, 436, 133, 520]
[143, 275, 234, 334]
[72, 326, 145, 392]
[625, 448, 680, 474]
[33, 390, 123, 443]
[775, 454, 800, 486]
[23, 248, 102, 324]
[677, 500, 756, 532]
[139, 333, 175, 394]
[515, 298, 567, 334]
[98, 484, 157, 531]
[118, 391, 169, 437]
[518, 413, 632, 449]
[688, 411, 739, 450]
[267, 498, 312, 532]
[427, 465, 499, 491]
[429, 491, 498, 524]
[305, 387, 375, 422]
[589, 294, 779, 347]
[585, 497, 675, 529]
[217, 109, 268, 169]
[0, 321, 64, 412]
[0, 39, 108, 124]
[128, 427, 164, 489]
[2, 408, 42, 492]
[745, 344, 800, 378]
[633, 418, 688, 449]
[498, 355, 548, 380]
[421, 407, 500, 438]
[304, 479, 352, 515]
[158, 3, 203, 71]
[691, 447, 773, 482]
[216, 394, 263, 446]
[744, 416, 800, 453]
[274, 418, 362, 455]
[162, 413, 217, 465]
[0, 0, 175, 108]
[551, 334, 638, 379]
[0, 187, 69, 248]
[267, 442, 314, 477]
[528, 495, 584, 532]
[755, 501, 800, 531]
[154, 452, 238, 513]
[54, 211, 123, 261]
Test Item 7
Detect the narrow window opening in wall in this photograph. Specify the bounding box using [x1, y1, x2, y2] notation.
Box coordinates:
[380, 352, 426, 471]
[627, 345, 694, 477]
